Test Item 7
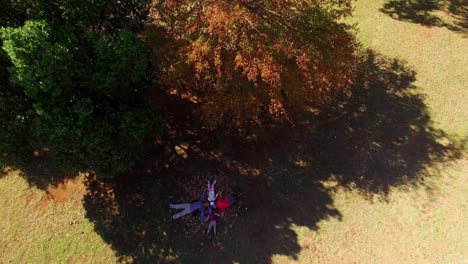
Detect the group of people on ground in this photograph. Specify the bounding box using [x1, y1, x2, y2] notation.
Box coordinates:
[169, 179, 236, 235]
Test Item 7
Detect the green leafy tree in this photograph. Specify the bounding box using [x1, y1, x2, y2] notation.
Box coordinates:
[33, 0, 150, 32]
[1, 17, 160, 177]
[0, 0, 149, 30]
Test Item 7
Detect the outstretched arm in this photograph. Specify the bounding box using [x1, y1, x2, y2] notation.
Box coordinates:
[200, 207, 206, 224]
[199, 191, 206, 201]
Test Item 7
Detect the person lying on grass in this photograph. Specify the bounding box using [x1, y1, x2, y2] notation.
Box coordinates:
[205, 211, 220, 235]
[170, 191, 209, 223]
[214, 194, 236, 215]
[207, 179, 217, 205]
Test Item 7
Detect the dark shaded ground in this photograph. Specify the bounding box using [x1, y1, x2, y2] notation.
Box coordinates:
[381, 0, 468, 36]
[81, 50, 464, 263]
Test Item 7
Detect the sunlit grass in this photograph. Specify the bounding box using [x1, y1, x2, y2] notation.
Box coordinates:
[0, 173, 116, 263]
[348, 0, 468, 140]
[273, 159, 468, 263]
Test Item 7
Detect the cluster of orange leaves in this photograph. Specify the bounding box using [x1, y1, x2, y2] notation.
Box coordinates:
[151, 0, 357, 128]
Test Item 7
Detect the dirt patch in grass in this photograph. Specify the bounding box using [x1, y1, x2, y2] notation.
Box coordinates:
[24, 190, 39, 207]
[38, 176, 85, 210]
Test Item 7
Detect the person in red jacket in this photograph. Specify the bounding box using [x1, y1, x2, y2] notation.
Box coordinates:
[215, 195, 236, 215]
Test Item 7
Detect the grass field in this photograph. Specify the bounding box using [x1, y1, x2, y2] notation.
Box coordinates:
[0, 172, 116, 263]
[1, 0, 467, 263]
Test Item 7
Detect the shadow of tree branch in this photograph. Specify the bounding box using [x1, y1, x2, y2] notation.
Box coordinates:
[81, 49, 465, 263]
[380, 0, 468, 36]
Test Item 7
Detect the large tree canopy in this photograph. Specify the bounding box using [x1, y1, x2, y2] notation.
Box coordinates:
[0, 1, 160, 178]
[0, 0, 150, 30]
[1, 0, 359, 178]
[152, 0, 358, 128]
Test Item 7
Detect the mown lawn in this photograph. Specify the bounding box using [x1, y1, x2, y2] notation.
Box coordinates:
[1, 0, 467, 263]
[349, 0, 468, 140]
[0, 173, 116, 263]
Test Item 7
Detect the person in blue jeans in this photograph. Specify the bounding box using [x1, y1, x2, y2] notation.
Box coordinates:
[169, 191, 208, 223]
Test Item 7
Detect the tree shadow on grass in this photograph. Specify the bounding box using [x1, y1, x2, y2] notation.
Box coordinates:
[0, 155, 78, 190]
[304, 50, 465, 197]
[82, 49, 464, 263]
[380, 0, 468, 36]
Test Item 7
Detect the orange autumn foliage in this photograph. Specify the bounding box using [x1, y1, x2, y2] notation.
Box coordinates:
[151, 0, 358, 128]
